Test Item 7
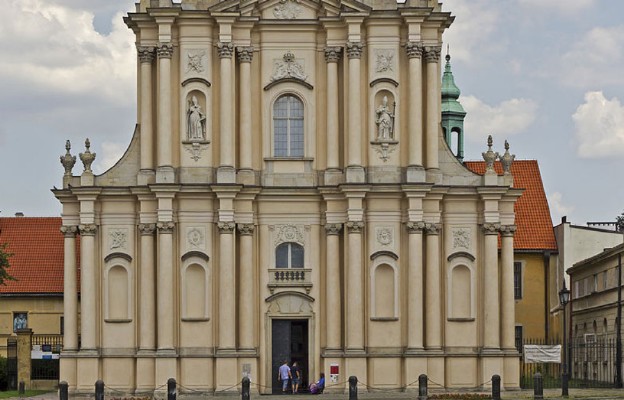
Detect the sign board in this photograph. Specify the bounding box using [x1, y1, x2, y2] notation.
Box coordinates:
[330, 363, 339, 383]
[523, 344, 561, 363]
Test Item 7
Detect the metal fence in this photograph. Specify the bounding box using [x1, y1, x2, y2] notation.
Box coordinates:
[6, 338, 17, 390]
[31, 335, 63, 381]
[520, 337, 562, 389]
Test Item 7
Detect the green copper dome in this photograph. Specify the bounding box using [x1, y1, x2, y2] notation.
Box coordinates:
[441, 53, 466, 161]
[441, 54, 466, 114]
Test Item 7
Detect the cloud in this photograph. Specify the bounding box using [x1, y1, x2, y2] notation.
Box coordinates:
[461, 95, 538, 141]
[94, 141, 127, 174]
[517, 0, 595, 14]
[573, 91, 624, 158]
[548, 192, 575, 223]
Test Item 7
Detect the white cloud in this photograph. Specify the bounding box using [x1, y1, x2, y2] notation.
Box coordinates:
[95, 141, 127, 174]
[548, 192, 575, 223]
[573, 91, 624, 158]
[461, 95, 538, 141]
[517, 0, 594, 14]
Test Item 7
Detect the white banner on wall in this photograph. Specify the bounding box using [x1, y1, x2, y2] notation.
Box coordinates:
[523, 344, 561, 363]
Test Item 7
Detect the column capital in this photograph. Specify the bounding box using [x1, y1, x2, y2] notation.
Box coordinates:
[346, 42, 363, 59]
[60, 225, 78, 238]
[346, 221, 364, 233]
[499, 224, 517, 237]
[424, 45, 442, 63]
[217, 42, 234, 59]
[78, 224, 97, 236]
[424, 223, 441, 235]
[237, 223, 254, 235]
[156, 221, 175, 233]
[236, 46, 254, 63]
[482, 222, 501, 235]
[325, 223, 343, 235]
[405, 41, 424, 59]
[218, 221, 236, 234]
[137, 46, 156, 63]
[138, 223, 157, 235]
[406, 221, 426, 234]
[324, 46, 343, 63]
[157, 43, 174, 59]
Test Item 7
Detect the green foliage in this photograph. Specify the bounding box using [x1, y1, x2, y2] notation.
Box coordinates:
[617, 212, 624, 232]
[0, 243, 15, 286]
[0, 390, 49, 398]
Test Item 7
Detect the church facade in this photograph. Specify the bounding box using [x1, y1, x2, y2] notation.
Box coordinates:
[55, 0, 521, 394]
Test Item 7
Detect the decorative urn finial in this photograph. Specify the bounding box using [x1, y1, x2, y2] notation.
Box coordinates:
[79, 138, 96, 173]
[482, 135, 499, 173]
[60, 140, 76, 176]
[500, 140, 515, 175]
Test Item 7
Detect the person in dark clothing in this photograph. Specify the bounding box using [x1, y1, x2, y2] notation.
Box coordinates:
[291, 361, 301, 393]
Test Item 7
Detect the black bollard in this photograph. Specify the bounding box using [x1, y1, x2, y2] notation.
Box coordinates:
[241, 376, 250, 400]
[95, 380, 104, 400]
[59, 381, 69, 400]
[168, 378, 177, 400]
[18, 381, 24, 395]
[418, 374, 428, 400]
[533, 372, 543, 400]
[348, 376, 358, 400]
[492, 375, 501, 400]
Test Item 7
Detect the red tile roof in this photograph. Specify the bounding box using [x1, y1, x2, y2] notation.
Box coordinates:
[0, 217, 78, 295]
[464, 160, 558, 251]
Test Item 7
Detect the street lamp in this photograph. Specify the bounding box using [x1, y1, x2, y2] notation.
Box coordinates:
[559, 282, 571, 397]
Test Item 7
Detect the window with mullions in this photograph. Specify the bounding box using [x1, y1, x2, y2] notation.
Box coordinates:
[273, 95, 304, 157]
[276, 242, 304, 268]
[514, 262, 522, 299]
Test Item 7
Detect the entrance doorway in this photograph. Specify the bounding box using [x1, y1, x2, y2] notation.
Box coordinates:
[271, 319, 309, 394]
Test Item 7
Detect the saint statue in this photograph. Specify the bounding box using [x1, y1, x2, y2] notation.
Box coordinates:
[375, 96, 394, 140]
[13, 313, 27, 331]
[187, 96, 206, 141]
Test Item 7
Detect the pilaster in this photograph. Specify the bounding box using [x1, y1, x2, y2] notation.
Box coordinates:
[424, 45, 441, 171]
[156, 43, 175, 183]
[406, 42, 425, 181]
[61, 225, 78, 351]
[138, 46, 156, 183]
[346, 41, 364, 183]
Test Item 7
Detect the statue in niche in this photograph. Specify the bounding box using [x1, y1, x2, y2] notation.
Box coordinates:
[375, 96, 395, 140]
[186, 95, 206, 141]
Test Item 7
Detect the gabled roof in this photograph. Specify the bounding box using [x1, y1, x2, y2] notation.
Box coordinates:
[464, 160, 558, 251]
[0, 217, 77, 295]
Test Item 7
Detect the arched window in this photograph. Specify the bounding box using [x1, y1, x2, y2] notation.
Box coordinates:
[273, 94, 304, 157]
[275, 242, 304, 268]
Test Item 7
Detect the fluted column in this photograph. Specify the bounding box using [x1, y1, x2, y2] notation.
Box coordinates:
[346, 221, 364, 351]
[61, 225, 78, 351]
[157, 221, 175, 350]
[78, 224, 97, 350]
[407, 222, 425, 350]
[406, 42, 424, 169]
[346, 42, 363, 171]
[500, 225, 517, 350]
[218, 42, 234, 175]
[325, 47, 342, 170]
[138, 46, 155, 171]
[325, 223, 343, 350]
[237, 47, 253, 171]
[138, 223, 156, 350]
[424, 46, 441, 170]
[425, 223, 441, 349]
[218, 221, 236, 350]
[157, 44, 173, 169]
[483, 223, 501, 349]
[238, 223, 254, 350]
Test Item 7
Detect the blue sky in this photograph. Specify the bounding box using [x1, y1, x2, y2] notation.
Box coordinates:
[0, 0, 623, 227]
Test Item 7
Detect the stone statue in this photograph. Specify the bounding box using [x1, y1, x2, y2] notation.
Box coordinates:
[375, 96, 394, 140]
[187, 96, 206, 141]
[13, 313, 27, 331]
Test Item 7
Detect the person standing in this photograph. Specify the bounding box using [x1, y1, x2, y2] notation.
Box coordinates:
[278, 360, 291, 394]
[291, 361, 301, 394]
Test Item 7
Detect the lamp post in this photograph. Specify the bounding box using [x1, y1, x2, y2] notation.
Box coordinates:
[559, 282, 571, 397]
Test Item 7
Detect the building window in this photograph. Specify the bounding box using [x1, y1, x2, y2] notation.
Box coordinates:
[60, 316, 64, 335]
[273, 94, 304, 157]
[13, 312, 27, 332]
[514, 262, 522, 299]
[515, 326, 523, 353]
[276, 242, 304, 268]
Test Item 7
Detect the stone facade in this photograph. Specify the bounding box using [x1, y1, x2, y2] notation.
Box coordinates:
[54, 0, 521, 395]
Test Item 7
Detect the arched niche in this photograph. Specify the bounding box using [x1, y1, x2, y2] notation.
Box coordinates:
[446, 253, 475, 321]
[370, 252, 399, 320]
[183, 89, 209, 143]
[104, 256, 133, 322]
[181, 254, 211, 321]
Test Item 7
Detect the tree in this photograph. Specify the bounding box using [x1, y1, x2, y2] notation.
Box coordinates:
[0, 243, 15, 285]
[617, 212, 624, 233]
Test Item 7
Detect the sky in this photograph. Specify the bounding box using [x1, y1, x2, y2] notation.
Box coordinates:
[0, 0, 623, 227]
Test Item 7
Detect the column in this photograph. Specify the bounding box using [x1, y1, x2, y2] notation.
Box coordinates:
[325, 47, 342, 171]
[424, 223, 441, 349]
[406, 42, 424, 171]
[157, 221, 175, 351]
[157, 44, 173, 172]
[78, 224, 97, 350]
[218, 221, 236, 350]
[406, 222, 425, 350]
[138, 223, 156, 351]
[61, 225, 78, 351]
[346, 42, 363, 181]
[424, 46, 441, 170]
[217, 42, 235, 182]
[237, 47, 253, 172]
[137, 46, 155, 172]
[346, 221, 364, 351]
[325, 223, 343, 350]
[483, 223, 501, 349]
[500, 225, 517, 350]
[238, 223, 254, 350]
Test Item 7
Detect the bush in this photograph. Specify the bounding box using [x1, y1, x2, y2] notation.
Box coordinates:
[0, 356, 7, 391]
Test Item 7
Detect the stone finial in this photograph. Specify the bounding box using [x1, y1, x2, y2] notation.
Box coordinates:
[79, 138, 96, 174]
[60, 140, 76, 177]
[482, 135, 499, 173]
[499, 140, 515, 175]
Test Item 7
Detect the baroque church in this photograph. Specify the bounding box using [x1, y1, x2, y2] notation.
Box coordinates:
[55, 0, 521, 395]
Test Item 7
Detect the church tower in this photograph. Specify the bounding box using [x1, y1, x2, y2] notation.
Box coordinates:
[441, 53, 466, 161]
